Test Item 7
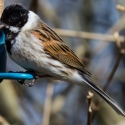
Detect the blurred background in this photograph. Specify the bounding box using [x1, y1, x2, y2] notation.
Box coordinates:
[0, 0, 125, 125]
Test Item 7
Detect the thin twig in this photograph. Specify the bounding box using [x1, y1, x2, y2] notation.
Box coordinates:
[87, 91, 93, 125]
[103, 52, 123, 91]
[91, 15, 125, 55]
[19, 99, 39, 125]
[103, 32, 124, 91]
[0, 0, 4, 17]
[53, 28, 125, 43]
[15, 85, 39, 125]
[30, 0, 38, 13]
[116, 5, 125, 11]
[91, 31, 124, 121]
[92, 51, 124, 121]
[0, 115, 10, 125]
[42, 82, 54, 125]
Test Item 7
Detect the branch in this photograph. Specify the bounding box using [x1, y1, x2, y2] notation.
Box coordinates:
[103, 31, 124, 91]
[53, 28, 125, 43]
[0, 115, 10, 125]
[91, 32, 125, 122]
[0, 0, 4, 17]
[30, 0, 38, 13]
[116, 5, 125, 11]
[87, 91, 93, 125]
[91, 52, 123, 121]
[42, 82, 54, 125]
[103, 52, 123, 91]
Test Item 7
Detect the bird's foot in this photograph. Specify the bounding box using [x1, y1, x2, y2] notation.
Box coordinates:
[8, 71, 26, 85]
[23, 76, 39, 87]
[16, 71, 38, 87]
[0, 79, 3, 83]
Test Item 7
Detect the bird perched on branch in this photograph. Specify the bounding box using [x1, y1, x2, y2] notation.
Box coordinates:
[0, 3, 125, 116]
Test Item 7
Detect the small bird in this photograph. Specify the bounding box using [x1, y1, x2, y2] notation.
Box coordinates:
[0, 3, 125, 116]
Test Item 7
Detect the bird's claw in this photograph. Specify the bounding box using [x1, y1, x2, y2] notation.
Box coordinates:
[0, 79, 3, 83]
[17, 79, 25, 84]
[16, 71, 38, 87]
[23, 82, 34, 87]
[23, 76, 38, 87]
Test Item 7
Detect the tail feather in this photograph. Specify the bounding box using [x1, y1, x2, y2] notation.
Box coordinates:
[82, 74, 125, 116]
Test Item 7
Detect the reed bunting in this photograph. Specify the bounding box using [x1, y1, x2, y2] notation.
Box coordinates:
[0, 3, 125, 116]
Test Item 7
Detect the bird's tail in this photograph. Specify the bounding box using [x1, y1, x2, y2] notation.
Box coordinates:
[82, 74, 125, 116]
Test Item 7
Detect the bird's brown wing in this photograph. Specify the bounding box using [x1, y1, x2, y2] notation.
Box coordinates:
[31, 26, 91, 77]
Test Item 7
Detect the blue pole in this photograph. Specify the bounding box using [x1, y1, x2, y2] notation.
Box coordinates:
[0, 30, 6, 83]
[0, 72, 35, 80]
[0, 30, 34, 82]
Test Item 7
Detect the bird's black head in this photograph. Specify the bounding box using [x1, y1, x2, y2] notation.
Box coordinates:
[1, 3, 29, 28]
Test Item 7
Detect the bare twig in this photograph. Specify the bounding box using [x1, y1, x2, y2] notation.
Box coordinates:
[53, 28, 125, 43]
[30, 0, 38, 13]
[116, 5, 125, 11]
[91, 52, 123, 121]
[87, 91, 93, 125]
[15, 86, 39, 125]
[103, 32, 124, 91]
[103, 52, 123, 91]
[91, 32, 124, 122]
[19, 99, 39, 125]
[0, 0, 4, 17]
[0, 115, 10, 125]
[91, 15, 125, 56]
[42, 82, 54, 125]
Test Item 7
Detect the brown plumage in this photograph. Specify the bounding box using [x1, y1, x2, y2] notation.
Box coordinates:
[32, 24, 91, 77]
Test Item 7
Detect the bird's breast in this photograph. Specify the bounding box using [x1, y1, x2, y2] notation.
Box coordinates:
[4, 30, 85, 83]
[9, 32, 70, 79]
[10, 32, 45, 69]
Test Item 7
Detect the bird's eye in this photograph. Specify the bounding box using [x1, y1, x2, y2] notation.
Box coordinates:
[9, 17, 15, 22]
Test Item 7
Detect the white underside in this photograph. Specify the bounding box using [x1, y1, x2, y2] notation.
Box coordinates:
[10, 31, 85, 84]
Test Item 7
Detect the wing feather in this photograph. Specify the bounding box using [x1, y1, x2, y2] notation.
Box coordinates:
[31, 27, 91, 77]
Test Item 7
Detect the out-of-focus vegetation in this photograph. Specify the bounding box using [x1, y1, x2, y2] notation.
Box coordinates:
[0, 0, 125, 125]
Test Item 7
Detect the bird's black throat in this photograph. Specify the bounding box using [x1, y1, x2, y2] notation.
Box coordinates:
[0, 3, 29, 55]
[2, 27, 19, 55]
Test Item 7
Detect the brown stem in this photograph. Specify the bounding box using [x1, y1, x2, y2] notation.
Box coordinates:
[0, 0, 4, 17]
[87, 91, 93, 125]
[103, 52, 123, 91]
[29, 0, 38, 13]
[92, 51, 123, 122]
[0, 115, 10, 125]
[53, 28, 125, 43]
[42, 82, 54, 125]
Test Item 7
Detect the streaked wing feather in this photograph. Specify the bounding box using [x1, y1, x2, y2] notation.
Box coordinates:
[31, 28, 91, 77]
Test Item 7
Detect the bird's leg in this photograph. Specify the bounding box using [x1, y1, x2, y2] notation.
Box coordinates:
[24, 74, 53, 87]
[16, 71, 52, 87]
[15, 71, 27, 85]
[24, 74, 52, 87]
[8, 71, 26, 85]
[16, 70, 37, 87]
[17, 79, 25, 84]
[24, 75, 39, 87]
